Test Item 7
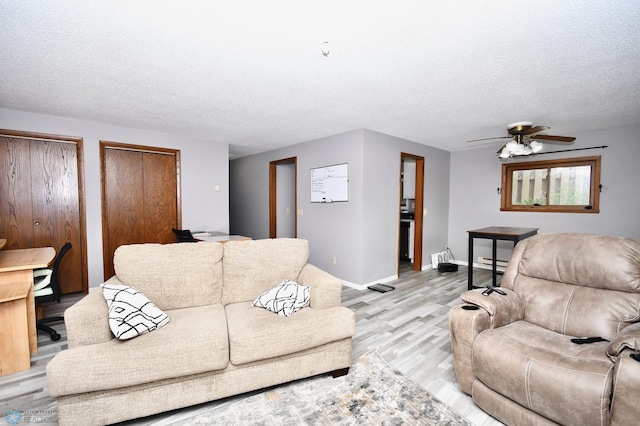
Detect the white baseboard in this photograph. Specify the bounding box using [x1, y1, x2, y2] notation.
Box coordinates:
[342, 274, 400, 291]
[342, 263, 439, 290]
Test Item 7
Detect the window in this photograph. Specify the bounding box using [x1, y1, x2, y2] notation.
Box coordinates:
[501, 156, 601, 213]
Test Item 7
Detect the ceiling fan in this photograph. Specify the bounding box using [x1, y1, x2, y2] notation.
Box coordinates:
[468, 121, 576, 158]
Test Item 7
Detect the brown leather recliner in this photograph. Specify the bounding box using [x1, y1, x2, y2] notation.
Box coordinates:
[449, 233, 640, 426]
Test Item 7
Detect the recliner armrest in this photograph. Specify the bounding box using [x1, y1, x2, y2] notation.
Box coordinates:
[296, 263, 342, 309]
[65, 277, 119, 348]
[607, 322, 640, 360]
[460, 288, 525, 328]
[609, 342, 640, 425]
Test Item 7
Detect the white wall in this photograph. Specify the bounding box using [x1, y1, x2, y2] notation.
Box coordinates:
[230, 129, 451, 287]
[361, 130, 451, 284]
[230, 129, 366, 283]
[448, 126, 640, 265]
[0, 108, 229, 289]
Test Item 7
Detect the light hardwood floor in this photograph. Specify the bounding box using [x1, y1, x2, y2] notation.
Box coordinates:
[0, 264, 503, 425]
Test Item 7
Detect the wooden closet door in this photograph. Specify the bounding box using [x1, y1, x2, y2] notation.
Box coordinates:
[0, 137, 34, 247]
[0, 134, 86, 294]
[101, 143, 180, 280]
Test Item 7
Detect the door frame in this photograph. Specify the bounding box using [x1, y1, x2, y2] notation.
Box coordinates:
[0, 128, 89, 293]
[399, 153, 424, 273]
[269, 157, 297, 239]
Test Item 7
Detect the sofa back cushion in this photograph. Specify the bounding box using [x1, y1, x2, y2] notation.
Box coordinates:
[501, 233, 640, 338]
[221, 238, 309, 305]
[113, 242, 224, 310]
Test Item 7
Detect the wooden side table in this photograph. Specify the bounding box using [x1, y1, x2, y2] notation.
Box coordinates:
[467, 227, 538, 290]
[0, 247, 55, 376]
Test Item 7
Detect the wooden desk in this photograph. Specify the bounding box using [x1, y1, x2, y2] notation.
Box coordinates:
[467, 227, 538, 290]
[0, 247, 55, 376]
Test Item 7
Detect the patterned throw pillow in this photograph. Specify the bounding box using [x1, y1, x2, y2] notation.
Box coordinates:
[101, 283, 170, 340]
[252, 280, 310, 317]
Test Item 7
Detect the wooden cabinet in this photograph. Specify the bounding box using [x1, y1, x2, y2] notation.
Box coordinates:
[0, 132, 86, 294]
[101, 142, 180, 280]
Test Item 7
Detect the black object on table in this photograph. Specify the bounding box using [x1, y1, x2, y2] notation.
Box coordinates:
[467, 227, 538, 290]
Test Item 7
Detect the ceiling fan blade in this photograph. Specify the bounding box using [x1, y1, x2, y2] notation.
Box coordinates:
[467, 136, 511, 143]
[532, 134, 576, 143]
[521, 125, 550, 135]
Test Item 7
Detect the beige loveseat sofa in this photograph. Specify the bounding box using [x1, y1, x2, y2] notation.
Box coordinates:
[449, 233, 640, 426]
[47, 238, 356, 425]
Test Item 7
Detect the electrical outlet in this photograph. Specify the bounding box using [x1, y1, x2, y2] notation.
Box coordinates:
[332, 256, 337, 264]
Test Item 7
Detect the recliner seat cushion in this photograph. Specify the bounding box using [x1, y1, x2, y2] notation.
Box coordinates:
[47, 304, 229, 396]
[473, 320, 613, 426]
[226, 302, 355, 365]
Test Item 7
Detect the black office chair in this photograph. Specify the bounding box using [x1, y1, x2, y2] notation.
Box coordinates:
[33, 242, 72, 341]
[171, 228, 200, 243]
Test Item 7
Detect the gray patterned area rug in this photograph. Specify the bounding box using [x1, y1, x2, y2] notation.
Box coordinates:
[170, 350, 472, 425]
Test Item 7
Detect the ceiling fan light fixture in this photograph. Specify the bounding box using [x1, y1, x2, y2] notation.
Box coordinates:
[505, 140, 518, 153]
[499, 147, 511, 158]
[530, 140, 543, 153]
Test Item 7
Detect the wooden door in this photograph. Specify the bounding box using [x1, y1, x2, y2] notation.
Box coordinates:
[0, 131, 87, 294]
[101, 142, 180, 280]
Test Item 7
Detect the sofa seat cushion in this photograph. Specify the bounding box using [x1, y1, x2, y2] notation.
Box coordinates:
[47, 304, 229, 396]
[473, 320, 614, 426]
[226, 302, 356, 365]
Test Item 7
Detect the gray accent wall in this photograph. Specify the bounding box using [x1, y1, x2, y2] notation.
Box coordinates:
[448, 126, 640, 266]
[230, 129, 451, 287]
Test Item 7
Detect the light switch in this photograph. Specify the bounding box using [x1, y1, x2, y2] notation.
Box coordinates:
[214, 184, 220, 192]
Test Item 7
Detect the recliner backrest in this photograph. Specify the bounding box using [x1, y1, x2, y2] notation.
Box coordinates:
[501, 233, 640, 339]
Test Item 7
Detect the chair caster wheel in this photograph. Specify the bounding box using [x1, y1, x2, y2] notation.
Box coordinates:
[51, 333, 61, 341]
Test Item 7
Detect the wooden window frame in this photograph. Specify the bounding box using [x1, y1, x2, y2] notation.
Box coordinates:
[500, 156, 601, 213]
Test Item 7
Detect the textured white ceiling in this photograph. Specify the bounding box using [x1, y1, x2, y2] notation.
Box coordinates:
[1, 1, 639, 158]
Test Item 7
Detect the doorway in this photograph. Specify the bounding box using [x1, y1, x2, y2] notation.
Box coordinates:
[269, 157, 297, 238]
[398, 153, 424, 275]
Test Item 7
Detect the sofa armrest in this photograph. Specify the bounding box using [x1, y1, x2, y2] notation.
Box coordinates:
[607, 322, 640, 360]
[460, 288, 525, 328]
[297, 263, 342, 309]
[65, 277, 117, 348]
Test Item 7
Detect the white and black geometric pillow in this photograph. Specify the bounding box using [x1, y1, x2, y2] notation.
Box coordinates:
[252, 280, 310, 317]
[101, 283, 170, 340]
